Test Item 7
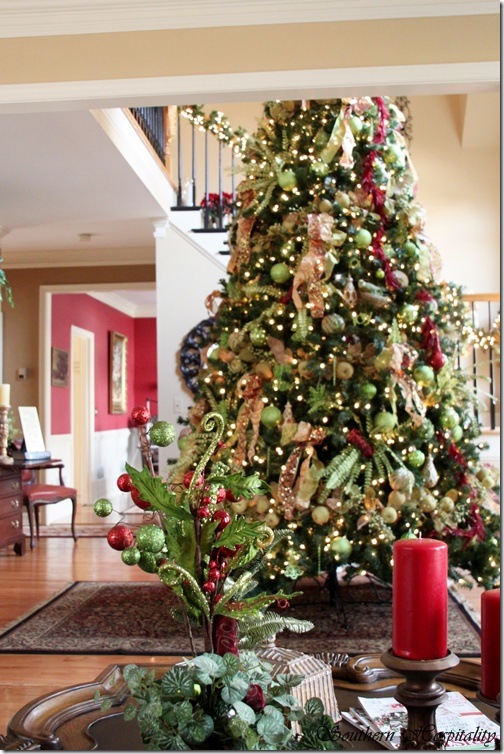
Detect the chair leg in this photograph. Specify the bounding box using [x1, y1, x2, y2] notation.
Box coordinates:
[70, 495, 78, 542]
[26, 502, 35, 549]
[34, 505, 41, 540]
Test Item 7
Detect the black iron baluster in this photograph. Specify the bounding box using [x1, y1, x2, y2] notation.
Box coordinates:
[177, 109, 183, 205]
[218, 140, 223, 228]
[471, 301, 479, 425]
[204, 129, 210, 228]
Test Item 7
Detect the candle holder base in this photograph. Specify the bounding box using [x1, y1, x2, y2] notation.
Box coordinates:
[476, 689, 500, 709]
[381, 649, 459, 750]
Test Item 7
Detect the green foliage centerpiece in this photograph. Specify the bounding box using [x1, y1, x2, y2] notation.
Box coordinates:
[94, 407, 340, 750]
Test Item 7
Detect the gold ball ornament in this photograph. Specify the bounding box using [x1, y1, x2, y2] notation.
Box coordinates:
[439, 497, 455, 513]
[419, 495, 437, 513]
[318, 198, 334, 213]
[278, 170, 297, 191]
[254, 495, 271, 514]
[335, 361, 354, 380]
[231, 499, 249, 514]
[381, 506, 398, 524]
[388, 490, 406, 509]
[254, 361, 274, 380]
[264, 511, 281, 528]
[445, 488, 459, 502]
[321, 313, 346, 334]
[311, 505, 331, 525]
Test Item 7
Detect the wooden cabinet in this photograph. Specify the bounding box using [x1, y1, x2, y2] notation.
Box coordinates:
[0, 466, 25, 555]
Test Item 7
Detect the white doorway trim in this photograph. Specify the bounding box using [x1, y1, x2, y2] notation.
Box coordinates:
[39, 281, 156, 488]
[71, 326, 94, 506]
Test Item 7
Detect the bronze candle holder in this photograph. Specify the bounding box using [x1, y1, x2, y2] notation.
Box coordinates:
[0, 405, 13, 465]
[381, 649, 459, 750]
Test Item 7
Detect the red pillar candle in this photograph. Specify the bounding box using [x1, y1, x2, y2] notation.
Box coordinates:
[480, 589, 500, 700]
[392, 538, 448, 660]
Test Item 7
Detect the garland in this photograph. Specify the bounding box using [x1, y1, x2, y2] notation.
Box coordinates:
[179, 105, 250, 157]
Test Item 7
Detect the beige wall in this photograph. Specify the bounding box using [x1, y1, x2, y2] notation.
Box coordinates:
[3, 265, 155, 410]
[0, 16, 498, 87]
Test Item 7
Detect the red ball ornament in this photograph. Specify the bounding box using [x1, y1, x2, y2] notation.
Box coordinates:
[203, 580, 216, 593]
[208, 568, 221, 581]
[225, 489, 241, 503]
[131, 487, 151, 510]
[131, 405, 151, 426]
[183, 470, 204, 489]
[196, 506, 211, 519]
[212, 509, 231, 531]
[117, 472, 133, 492]
[216, 488, 227, 504]
[107, 524, 134, 551]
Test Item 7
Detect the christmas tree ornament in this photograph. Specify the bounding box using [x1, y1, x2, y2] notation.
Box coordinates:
[117, 473, 133, 492]
[450, 424, 463, 442]
[212, 509, 231, 531]
[250, 326, 268, 347]
[374, 411, 397, 431]
[389, 467, 415, 492]
[318, 198, 333, 213]
[121, 546, 141, 565]
[138, 551, 159, 573]
[107, 524, 134, 551]
[264, 511, 281, 527]
[348, 115, 363, 135]
[439, 497, 455, 513]
[269, 262, 291, 283]
[321, 313, 346, 334]
[131, 405, 151, 426]
[381, 506, 398, 524]
[278, 169, 297, 190]
[422, 455, 439, 488]
[360, 382, 377, 399]
[231, 499, 249, 514]
[440, 407, 460, 429]
[415, 418, 435, 440]
[399, 304, 417, 323]
[419, 495, 437, 513]
[354, 228, 372, 248]
[330, 536, 352, 559]
[335, 361, 354, 380]
[94, 498, 113, 517]
[310, 505, 330, 525]
[407, 449, 426, 468]
[254, 361, 274, 380]
[388, 490, 406, 509]
[131, 486, 151, 510]
[413, 364, 435, 386]
[148, 420, 176, 447]
[136, 524, 166, 553]
[260, 405, 282, 428]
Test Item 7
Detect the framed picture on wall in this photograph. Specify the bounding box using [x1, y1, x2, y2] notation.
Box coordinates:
[51, 347, 68, 387]
[109, 331, 127, 414]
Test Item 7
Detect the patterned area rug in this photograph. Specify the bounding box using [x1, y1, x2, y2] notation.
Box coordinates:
[0, 581, 480, 657]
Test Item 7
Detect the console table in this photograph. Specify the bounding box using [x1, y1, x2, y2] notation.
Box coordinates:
[1, 655, 494, 751]
[0, 466, 25, 556]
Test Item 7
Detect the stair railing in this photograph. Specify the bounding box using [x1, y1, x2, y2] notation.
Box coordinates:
[460, 293, 500, 431]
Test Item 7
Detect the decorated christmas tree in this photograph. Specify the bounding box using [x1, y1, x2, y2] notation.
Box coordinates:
[173, 98, 500, 591]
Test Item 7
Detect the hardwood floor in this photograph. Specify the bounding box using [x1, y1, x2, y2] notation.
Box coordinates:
[0, 507, 484, 738]
[0, 516, 177, 737]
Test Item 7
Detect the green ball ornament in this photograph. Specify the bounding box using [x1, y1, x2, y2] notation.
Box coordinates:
[250, 327, 267, 347]
[330, 536, 352, 559]
[270, 262, 291, 284]
[375, 269, 385, 279]
[94, 498, 113, 517]
[138, 552, 159, 573]
[178, 434, 191, 451]
[450, 424, 463, 442]
[399, 304, 417, 324]
[407, 450, 426, 468]
[354, 228, 373, 249]
[121, 546, 141, 566]
[401, 530, 417, 540]
[149, 421, 176, 447]
[415, 418, 435, 440]
[135, 524, 166, 553]
[278, 170, 297, 191]
[374, 348, 393, 371]
[207, 345, 221, 364]
[311, 161, 330, 177]
[311, 505, 330, 525]
[374, 411, 397, 431]
[260, 405, 282, 428]
[440, 408, 460, 429]
[413, 364, 435, 387]
[403, 241, 419, 259]
[348, 115, 363, 135]
[360, 382, 377, 400]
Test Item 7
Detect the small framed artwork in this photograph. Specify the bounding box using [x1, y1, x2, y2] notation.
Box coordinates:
[109, 331, 128, 414]
[51, 347, 69, 387]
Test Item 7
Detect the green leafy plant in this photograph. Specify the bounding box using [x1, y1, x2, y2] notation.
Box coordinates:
[102, 652, 339, 751]
[94, 408, 340, 750]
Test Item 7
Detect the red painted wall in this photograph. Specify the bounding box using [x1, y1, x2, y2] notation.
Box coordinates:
[51, 293, 157, 434]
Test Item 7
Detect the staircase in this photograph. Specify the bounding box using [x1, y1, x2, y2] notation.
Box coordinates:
[169, 206, 230, 267]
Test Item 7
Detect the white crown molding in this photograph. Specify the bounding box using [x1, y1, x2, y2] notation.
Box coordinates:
[0, 62, 498, 115]
[1, 246, 155, 268]
[0, 0, 497, 38]
[87, 290, 156, 317]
